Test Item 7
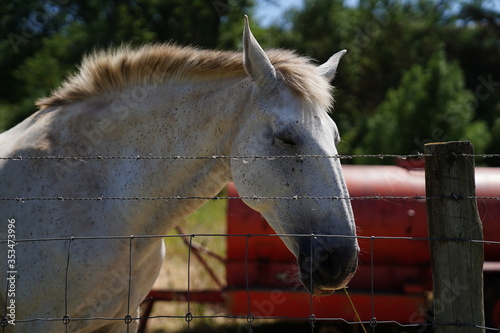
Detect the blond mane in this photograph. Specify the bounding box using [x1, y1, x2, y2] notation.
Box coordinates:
[36, 44, 333, 109]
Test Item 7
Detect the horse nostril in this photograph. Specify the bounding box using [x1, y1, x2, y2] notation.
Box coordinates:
[297, 238, 359, 293]
[299, 249, 342, 279]
[318, 248, 339, 260]
[316, 249, 342, 279]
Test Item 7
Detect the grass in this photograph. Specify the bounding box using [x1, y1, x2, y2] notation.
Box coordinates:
[146, 197, 228, 332]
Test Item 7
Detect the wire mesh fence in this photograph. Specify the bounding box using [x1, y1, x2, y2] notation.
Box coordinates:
[1, 234, 499, 332]
[1, 152, 499, 332]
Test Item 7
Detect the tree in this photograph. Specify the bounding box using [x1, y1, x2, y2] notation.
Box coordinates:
[358, 49, 491, 162]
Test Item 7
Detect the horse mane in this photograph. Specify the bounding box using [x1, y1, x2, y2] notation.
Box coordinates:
[35, 44, 333, 110]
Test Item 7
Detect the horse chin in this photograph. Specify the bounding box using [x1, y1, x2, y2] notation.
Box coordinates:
[304, 271, 356, 296]
[313, 288, 335, 296]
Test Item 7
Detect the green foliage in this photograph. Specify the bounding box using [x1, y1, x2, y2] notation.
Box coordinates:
[358, 50, 491, 162]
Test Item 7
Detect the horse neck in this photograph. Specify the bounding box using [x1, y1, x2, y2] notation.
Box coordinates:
[69, 76, 252, 233]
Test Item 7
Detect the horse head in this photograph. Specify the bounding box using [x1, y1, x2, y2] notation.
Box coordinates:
[230, 17, 359, 295]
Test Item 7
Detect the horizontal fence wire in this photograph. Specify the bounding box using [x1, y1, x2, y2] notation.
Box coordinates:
[3, 195, 500, 202]
[1, 234, 500, 245]
[0, 153, 499, 160]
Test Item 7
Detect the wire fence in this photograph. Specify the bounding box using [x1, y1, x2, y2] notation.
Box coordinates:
[1, 152, 499, 332]
[2, 233, 499, 332]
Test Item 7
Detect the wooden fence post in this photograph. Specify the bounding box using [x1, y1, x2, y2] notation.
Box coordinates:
[424, 141, 485, 332]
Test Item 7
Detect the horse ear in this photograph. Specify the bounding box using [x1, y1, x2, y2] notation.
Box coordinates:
[317, 50, 347, 81]
[243, 15, 276, 86]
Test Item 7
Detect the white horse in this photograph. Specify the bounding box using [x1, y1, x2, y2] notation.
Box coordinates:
[0, 17, 358, 332]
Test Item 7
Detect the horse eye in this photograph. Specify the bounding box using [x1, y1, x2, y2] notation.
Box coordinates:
[275, 136, 296, 148]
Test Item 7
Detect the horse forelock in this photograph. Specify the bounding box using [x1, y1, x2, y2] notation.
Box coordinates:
[35, 44, 334, 110]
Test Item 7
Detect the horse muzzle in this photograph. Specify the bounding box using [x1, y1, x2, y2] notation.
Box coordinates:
[297, 236, 359, 295]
